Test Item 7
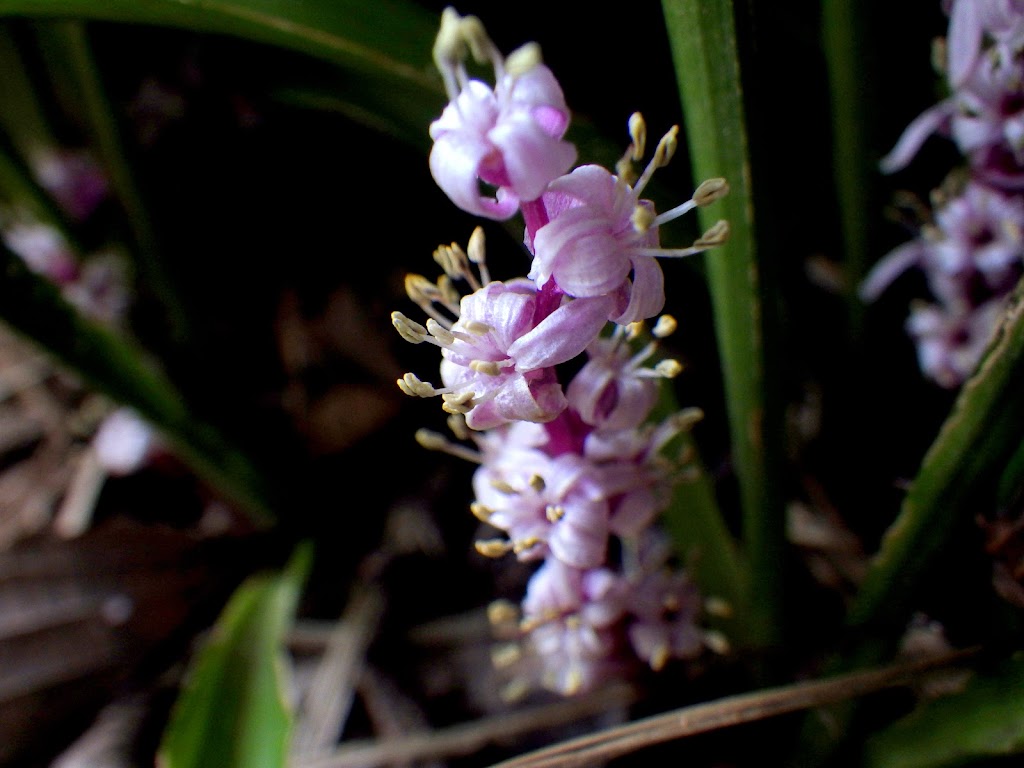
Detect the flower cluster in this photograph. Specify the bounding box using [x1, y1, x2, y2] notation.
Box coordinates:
[393, 9, 729, 696]
[865, 0, 1024, 387]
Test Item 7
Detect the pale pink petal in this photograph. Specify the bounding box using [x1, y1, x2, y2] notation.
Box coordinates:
[509, 295, 614, 370]
[429, 132, 520, 220]
[880, 102, 955, 173]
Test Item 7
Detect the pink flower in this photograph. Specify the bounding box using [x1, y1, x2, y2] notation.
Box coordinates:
[528, 166, 727, 325]
[429, 64, 576, 220]
[436, 279, 613, 430]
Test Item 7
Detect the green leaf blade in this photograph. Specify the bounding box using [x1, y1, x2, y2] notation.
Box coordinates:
[661, 0, 781, 648]
[865, 655, 1024, 768]
[158, 543, 312, 768]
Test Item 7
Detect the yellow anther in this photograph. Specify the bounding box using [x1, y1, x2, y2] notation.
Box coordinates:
[505, 42, 543, 76]
[512, 536, 540, 554]
[426, 318, 456, 346]
[694, 220, 730, 248]
[463, 320, 493, 335]
[391, 311, 429, 344]
[649, 644, 671, 672]
[415, 428, 449, 451]
[460, 15, 499, 65]
[628, 112, 647, 161]
[441, 391, 476, 414]
[625, 321, 645, 341]
[545, 504, 565, 522]
[693, 177, 730, 206]
[432, 6, 466, 70]
[398, 372, 437, 397]
[704, 630, 731, 655]
[447, 413, 470, 441]
[438, 275, 461, 306]
[631, 204, 656, 233]
[405, 273, 438, 304]
[655, 125, 680, 168]
[470, 359, 503, 376]
[470, 501, 494, 521]
[467, 226, 487, 264]
[528, 474, 546, 492]
[563, 666, 584, 696]
[476, 538, 513, 558]
[488, 599, 519, 627]
[490, 642, 523, 669]
[652, 314, 677, 338]
[655, 359, 684, 378]
[489, 478, 519, 494]
[705, 596, 734, 619]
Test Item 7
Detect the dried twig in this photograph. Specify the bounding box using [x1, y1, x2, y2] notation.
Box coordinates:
[486, 647, 979, 768]
[292, 683, 637, 768]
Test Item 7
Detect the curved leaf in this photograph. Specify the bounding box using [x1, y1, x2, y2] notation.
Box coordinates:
[865, 654, 1024, 768]
[158, 542, 312, 768]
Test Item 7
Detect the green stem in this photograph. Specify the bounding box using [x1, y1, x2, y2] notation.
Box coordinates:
[662, 0, 782, 648]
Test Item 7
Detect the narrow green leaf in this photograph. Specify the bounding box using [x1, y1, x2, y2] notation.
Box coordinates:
[661, 0, 782, 647]
[865, 654, 1024, 768]
[821, 0, 874, 333]
[0, 243, 274, 523]
[34, 20, 190, 342]
[158, 542, 313, 768]
[849, 280, 1024, 630]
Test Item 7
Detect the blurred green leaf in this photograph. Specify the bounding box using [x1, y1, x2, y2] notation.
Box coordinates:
[865, 654, 1024, 768]
[661, 0, 782, 648]
[849, 279, 1024, 631]
[158, 542, 312, 768]
[0, 244, 274, 523]
[0, 0, 443, 144]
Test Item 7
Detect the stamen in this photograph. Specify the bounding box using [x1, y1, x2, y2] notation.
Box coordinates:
[468, 360, 507, 376]
[432, 7, 466, 100]
[704, 596, 734, 619]
[528, 474, 546, 492]
[466, 226, 491, 285]
[654, 359, 683, 378]
[476, 538, 513, 557]
[460, 15, 503, 74]
[470, 501, 494, 521]
[625, 321, 644, 341]
[415, 428, 483, 464]
[441, 391, 476, 414]
[649, 644, 671, 672]
[629, 112, 647, 161]
[511, 536, 540, 554]
[693, 177, 730, 206]
[438, 275, 461, 310]
[563, 665, 584, 696]
[703, 630, 731, 655]
[426, 318, 456, 346]
[447, 413, 470, 441]
[488, 599, 520, 628]
[398, 373, 440, 397]
[505, 42, 542, 77]
[633, 125, 679, 197]
[489, 477, 519, 494]
[632, 204, 656, 233]
[651, 199, 697, 228]
[491, 642, 523, 668]
[545, 504, 565, 522]
[392, 311, 430, 344]
[463, 320, 493, 335]
[694, 220, 730, 248]
[652, 314, 677, 338]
